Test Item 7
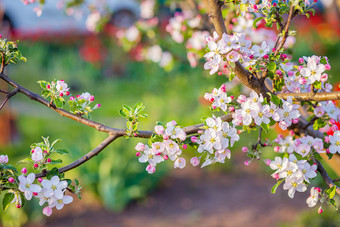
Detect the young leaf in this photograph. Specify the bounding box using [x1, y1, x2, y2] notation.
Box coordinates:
[2, 193, 14, 212]
[271, 179, 284, 194]
[55, 148, 69, 155]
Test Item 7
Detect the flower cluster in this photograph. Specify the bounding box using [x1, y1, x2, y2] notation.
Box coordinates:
[193, 116, 240, 167]
[204, 31, 274, 75]
[68, 92, 101, 118]
[274, 134, 324, 156]
[136, 121, 187, 173]
[270, 155, 317, 198]
[38, 79, 70, 108]
[18, 173, 73, 216]
[329, 130, 340, 154]
[204, 84, 233, 111]
[232, 92, 300, 130]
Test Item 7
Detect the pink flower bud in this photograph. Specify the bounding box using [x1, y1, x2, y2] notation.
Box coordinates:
[191, 136, 198, 143]
[183, 144, 188, 149]
[31, 149, 34, 153]
[318, 207, 323, 214]
[38, 177, 43, 183]
[274, 146, 280, 152]
[299, 58, 304, 64]
[263, 54, 269, 59]
[253, 4, 258, 10]
[299, 77, 307, 84]
[43, 150, 47, 154]
[210, 97, 215, 102]
[272, 48, 276, 52]
[16, 204, 21, 208]
[43, 206, 53, 216]
[288, 71, 295, 76]
[274, 138, 280, 143]
[89, 95, 95, 102]
[289, 130, 295, 136]
[34, 163, 39, 168]
[320, 73, 328, 83]
[249, 55, 254, 60]
[292, 119, 299, 124]
[298, 65, 304, 71]
[146, 164, 156, 174]
[21, 168, 27, 174]
[220, 84, 226, 92]
[190, 157, 200, 166]
[282, 54, 287, 59]
[265, 159, 271, 166]
[315, 187, 321, 192]
[276, 70, 282, 76]
[59, 93, 64, 97]
[324, 136, 330, 143]
[242, 147, 248, 153]
[76, 95, 81, 99]
[136, 152, 141, 157]
[198, 130, 203, 134]
[60, 80, 64, 82]
[313, 0, 318, 2]
[163, 155, 169, 160]
[326, 148, 330, 153]
[229, 106, 235, 112]
[223, 65, 227, 68]
[325, 64, 331, 71]
[33, 192, 38, 196]
[230, 95, 234, 100]
[96, 104, 101, 108]
[330, 119, 336, 125]
[263, 143, 268, 146]
[272, 173, 279, 180]
[135, 142, 145, 152]
[47, 158, 51, 163]
[133, 133, 138, 137]
[244, 160, 250, 166]
[163, 135, 169, 140]
[65, 91, 70, 96]
[8, 177, 14, 183]
[46, 85, 51, 89]
[70, 96, 75, 101]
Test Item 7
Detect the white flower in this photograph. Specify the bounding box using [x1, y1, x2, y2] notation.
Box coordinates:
[270, 157, 288, 172]
[138, 145, 164, 166]
[56, 80, 69, 94]
[18, 173, 42, 200]
[32, 146, 44, 162]
[283, 176, 307, 198]
[252, 41, 269, 58]
[306, 187, 319, 207]
[174, 157, 186, 169]
[251, 104, 270, 125]
[296, 144, 311, 157]
[329, 131, 340, 154]
[300, 56, 325, 83]
[0, 155, 8, 164]
[204, 56, 220, 75]
[50, 195, 73, 210]
[298, 162, 317, 183]
[41, 176, 68, 199]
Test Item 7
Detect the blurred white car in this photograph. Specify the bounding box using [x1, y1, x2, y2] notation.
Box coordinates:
[0, 0, 140, 37]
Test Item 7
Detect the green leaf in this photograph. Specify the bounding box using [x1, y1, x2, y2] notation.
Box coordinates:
[267, 61, 277, 72]
[122, 105, 132, 112]
[51, 139, 61, 148]
[313, 118, 327, 130]
[18, 158, 33, 164]
[119, 109, 128, 118]
[138, 113, 148, 118]
[46, 167, 59, 179]
[229, 61, 235, 68]
[329, 199, 337, 209]
[54, 98, 64, 108]
[271, 179, 284, 194]
[261, 123, 270, 133]
[2, 193, 14, 211]
[55, 148, 69, 155]
[49, 159, 63, 165]
[253, 17, 264, 29]
[327, 186, 337, 199]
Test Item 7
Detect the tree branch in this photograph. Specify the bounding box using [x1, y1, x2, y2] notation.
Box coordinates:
[313, 158, 340, 195]
[0, 87, 18, 110]
[35, 134, 119, 178]
[208, 0, 271, 97]
[277, 91, 340, 101]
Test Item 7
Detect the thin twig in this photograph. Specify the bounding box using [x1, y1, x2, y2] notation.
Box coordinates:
[0, 87, 18, 110]
[0, 89, 8, 94]
[35, 134, 118, 178]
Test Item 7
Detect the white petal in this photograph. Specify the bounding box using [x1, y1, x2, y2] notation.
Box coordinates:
[54, 189, 64, 199]
[63, 195, 73, 204]
[51, 176, 60, 185]
[27, 173, 36, 184]
[41, 179, 52, 189]
[29, 184, 42, 193]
